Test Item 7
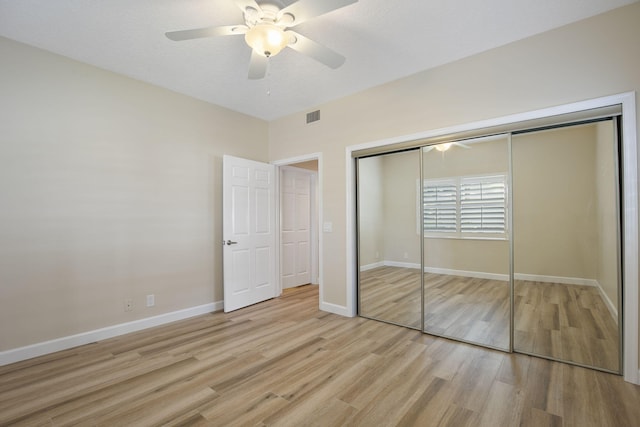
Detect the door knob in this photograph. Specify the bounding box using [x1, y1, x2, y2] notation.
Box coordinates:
[224, 240, 238, 245]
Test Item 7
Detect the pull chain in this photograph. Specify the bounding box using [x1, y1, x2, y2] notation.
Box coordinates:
[266, 59, 271, 96]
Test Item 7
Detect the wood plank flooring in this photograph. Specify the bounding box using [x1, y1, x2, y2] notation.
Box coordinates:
[1, 285, 638, 426]
[424, 273, 510, 351]
[360, 266, 511, 348]
[359, 266, 422, 328]
[359, 266, 619, 370]
[514, 279, 619, 372]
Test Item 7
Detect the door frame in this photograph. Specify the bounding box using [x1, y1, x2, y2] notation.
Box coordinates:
[346, 92, 639, 384]
[272, 153, 323, 301]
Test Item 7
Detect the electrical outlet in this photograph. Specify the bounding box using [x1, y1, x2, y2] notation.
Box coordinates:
[124, 298, 133, 312]
[146, 294, 155, 307]
[403, 252, 409, 259]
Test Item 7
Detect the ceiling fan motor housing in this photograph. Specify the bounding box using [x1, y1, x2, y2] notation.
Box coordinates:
[244, 3, 290, 57]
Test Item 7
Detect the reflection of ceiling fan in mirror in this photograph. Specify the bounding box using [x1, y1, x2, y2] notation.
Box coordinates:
[423, 142, 471, 153]
[165, 0, 358, 79]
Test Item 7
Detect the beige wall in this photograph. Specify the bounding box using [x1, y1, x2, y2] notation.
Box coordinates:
[596, 121, 621, 312]
[381, 151, 421, 264]
[0, 37, 268, 350]
[268, 2, 640, 310]
[362, 138, 511, 273]
[357, 156, 384, 266]
[512, 124, 598, 279]
[423, 137, 510, 274]
[357, 124, 618, 283]
[359, 150, 422, 268]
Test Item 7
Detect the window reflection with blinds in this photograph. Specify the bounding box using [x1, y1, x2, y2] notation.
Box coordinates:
[460, 176, 506, 233]
[423, 179, 457, 232]
[422, 174, 507, 238]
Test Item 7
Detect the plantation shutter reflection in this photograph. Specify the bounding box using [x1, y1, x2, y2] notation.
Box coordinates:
[460, 176, 506, 233]
[424, 180, 457, 232]
[421, 174, 507, 237]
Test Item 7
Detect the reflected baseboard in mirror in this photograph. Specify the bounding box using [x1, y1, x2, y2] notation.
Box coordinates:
[514, 280, 619, 372]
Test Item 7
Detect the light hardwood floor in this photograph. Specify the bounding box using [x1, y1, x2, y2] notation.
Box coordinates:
[359, 266, 423, 328]
[360, 266, 619, 371]
[1, 285, 638, 426]
[423, 273, 510, 351]
[514, 279, 619, 372]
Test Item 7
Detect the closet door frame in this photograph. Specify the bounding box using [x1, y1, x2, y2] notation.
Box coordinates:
[347, 92, 638, 384]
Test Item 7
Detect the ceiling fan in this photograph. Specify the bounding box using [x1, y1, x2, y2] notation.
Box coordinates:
[165, 0, 358, 79]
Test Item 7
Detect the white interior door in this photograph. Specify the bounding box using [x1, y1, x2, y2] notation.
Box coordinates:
[281, 167, 312, 289]
[223, 155, 276, 312]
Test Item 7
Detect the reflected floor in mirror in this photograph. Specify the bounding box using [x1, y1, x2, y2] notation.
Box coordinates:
[359, 266, 422, 328]
[423, 273, 510, 350]
[360, 267, 510, 349]
[515, 280, 619, 372]
[360, 267, 619, 371]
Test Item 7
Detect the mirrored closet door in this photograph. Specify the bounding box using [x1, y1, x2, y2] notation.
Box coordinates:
[512, 120, 621, 372]
[357, 149, 422, 329]
[422, 135, 511, 350]
[355, 110, 623, 374]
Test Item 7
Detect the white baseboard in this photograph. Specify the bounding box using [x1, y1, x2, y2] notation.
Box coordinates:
[381, 261, 603, 288]
[359, 261, 384, 272]
[0, 301, 222, 367]
[384, 261, 421, 269]
[320, 301, 352, 317]
[424, 266, 508, 281]
[593, 282, 619, 324]
[513, 273, 598, 287]
[377, 261, 620, 324]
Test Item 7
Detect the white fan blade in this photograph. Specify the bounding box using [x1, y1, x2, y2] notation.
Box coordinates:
[166, 25, 247, 41]
[286, 31, 345, 69]
[231, 0, 261, 14]
[278, 0, 358, 27]
[248, 49, 268, 79]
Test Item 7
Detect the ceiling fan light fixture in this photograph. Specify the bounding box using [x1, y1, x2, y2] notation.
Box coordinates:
[435, 142, 452, 152]
[245, 23, 288, 57]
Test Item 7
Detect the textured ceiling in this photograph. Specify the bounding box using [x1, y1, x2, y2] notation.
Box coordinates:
[0, 0, 636, 120]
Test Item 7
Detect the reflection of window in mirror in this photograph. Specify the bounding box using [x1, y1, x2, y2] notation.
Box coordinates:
[416, 174, 508, 240]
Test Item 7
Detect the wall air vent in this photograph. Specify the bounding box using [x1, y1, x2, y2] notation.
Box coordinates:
[306, 110, 320, 124]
